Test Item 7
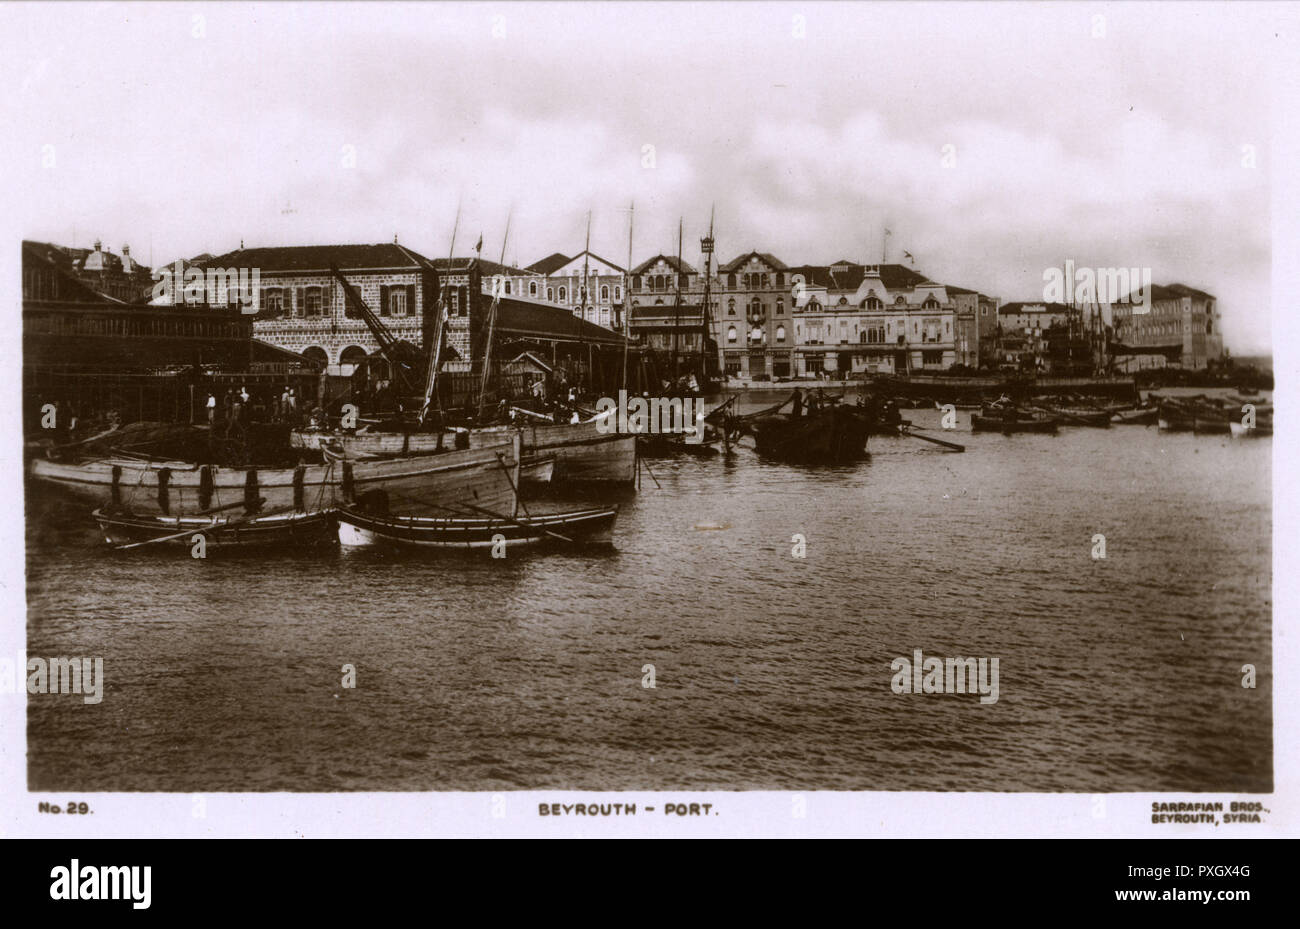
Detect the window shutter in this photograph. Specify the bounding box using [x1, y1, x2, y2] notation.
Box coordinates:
[380, 284, 390, 316]
[321, 284, 331, 316]
[295, 288, 304, 318]
[406, 283, 416, 316]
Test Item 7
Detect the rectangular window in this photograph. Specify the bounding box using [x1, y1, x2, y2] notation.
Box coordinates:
[390, 288, 408, 317]
[305, 288, 322, 317]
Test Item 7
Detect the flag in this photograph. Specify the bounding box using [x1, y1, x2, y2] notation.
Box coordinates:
[884, 228, 892, 236]
[475, 234, 483, 254]
[903, 250, 914, 260]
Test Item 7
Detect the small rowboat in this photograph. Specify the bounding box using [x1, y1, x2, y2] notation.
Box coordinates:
[970, 413, 1059, 434]
[336, 505, 618, 550]
[93, 506, 335, 549]
[1111, 407, 1158, 425]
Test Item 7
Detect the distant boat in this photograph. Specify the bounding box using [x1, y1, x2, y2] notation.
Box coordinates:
[970, 413, 1059, 434]
[336, 504, 619, 550]
[1111, 407, 1158, 425]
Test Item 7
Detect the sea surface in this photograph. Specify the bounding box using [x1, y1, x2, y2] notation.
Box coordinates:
[25, 390, 1273, 792]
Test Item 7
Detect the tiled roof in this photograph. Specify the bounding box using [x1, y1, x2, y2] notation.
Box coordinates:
[207, 243, 434, 272]
[719, 251, 789, 272]
[494, 298, 626, 346]
[632, 254, 698, 275]
[786, 262, 929, 292]
[1114, 283, 1213, 304]
[525, 252, 571, 275]
[429, 257, 534, 277]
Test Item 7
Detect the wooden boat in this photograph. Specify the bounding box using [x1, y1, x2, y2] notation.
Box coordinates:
[336, 504, 618, 550]
[519, 455, 555, 486]
[292, 416, 635, 484]
[749, 405, 870, 463]
[93, 506, 335, 549]
[970, 413, 1059, 434]
[28, 436, 522, 517]
[1229, 419, 1273, 438]
[1111, 407, 1158, 425]
[1040, 407, 1111, 428]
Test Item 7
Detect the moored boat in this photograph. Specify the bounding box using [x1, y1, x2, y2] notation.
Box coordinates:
[1229, 419, 1273, 438]
[29, 436, 522, 517]
[970, 412, 1059, 434]
[293, 416, 635, 484]
[336, 504, 618, 550]
[93, 506, 335, 549]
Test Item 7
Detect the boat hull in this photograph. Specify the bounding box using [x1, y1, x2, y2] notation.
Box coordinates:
[94, 508, 335, 548]
[293, 420, 636, 484]
[336, 505, 618, 550]
[29, 437, 522, 517]
[970, 414, 1059, 434]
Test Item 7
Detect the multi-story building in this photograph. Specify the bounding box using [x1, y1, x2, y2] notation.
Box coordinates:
[784, 262, 956, 378]
[715, 251, 791, 379]
[947, 286, 999, 369]
[628, 253, 712, 359]
[1110, 283, 1222, 370]
[525, 251, 627, 330]
[199, 243, 441, 376]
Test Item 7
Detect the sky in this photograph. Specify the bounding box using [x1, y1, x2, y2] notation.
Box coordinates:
[1, 1, 1287, 354]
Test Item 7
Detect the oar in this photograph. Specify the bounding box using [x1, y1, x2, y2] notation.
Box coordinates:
[457, 502, 575, 544]
[901, 427, 965, 452]
[113, 501, 300, 550]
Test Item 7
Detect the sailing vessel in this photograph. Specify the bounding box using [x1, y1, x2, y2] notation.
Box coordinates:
[28, 436, 522, 518]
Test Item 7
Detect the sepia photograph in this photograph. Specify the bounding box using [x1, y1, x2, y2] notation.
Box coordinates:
[1, 0, 1286, 839]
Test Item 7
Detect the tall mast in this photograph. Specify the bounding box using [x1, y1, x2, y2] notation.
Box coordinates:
[420, 205, 460, 426]
[583, 212, 592, 390]
[477, 212, 510, 420]
[671, 218, 683, 385]
[700, 205, 716, 384]
[622, 202, 634, 393]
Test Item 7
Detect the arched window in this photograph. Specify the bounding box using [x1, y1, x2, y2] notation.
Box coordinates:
[749, 297, 762, 317]
[727, 273, 737, 288]
[504, 281, 512, 295]
[727, 326, 737, 343]
[776, 298, 784, 316]
[776, 325, 786, 342]
[923, 296, 939, 309]
[547, 287, 554, 301]
[614, 286, 621, 300]
[654, 298, 665, 305]
[529, 281, 538, 297]
[601, 285, 609, 301]
[760, 273, 769, 289]
[727, 298, 736, 316]
[559, 286, 567, 302]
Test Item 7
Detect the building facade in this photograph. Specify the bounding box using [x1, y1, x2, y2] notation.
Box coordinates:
[525, 251, 626, 331]
[1110, 284, 1222, 370]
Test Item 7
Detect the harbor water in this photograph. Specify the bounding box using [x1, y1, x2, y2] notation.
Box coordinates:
[26, 392, 1272, 792]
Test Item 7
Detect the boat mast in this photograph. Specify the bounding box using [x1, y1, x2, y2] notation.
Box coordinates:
[671, 217, 683, 386]
[700, 205, 716, 385]
[419, 206, 459, 426]
[622, 202, 634, 394]
[582, 212, 592, 391]
[476, 212, 511, 421]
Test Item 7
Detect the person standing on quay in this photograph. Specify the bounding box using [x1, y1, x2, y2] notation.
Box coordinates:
[206, 392, 216, 425]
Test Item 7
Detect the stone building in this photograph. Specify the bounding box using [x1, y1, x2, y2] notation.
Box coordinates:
[1110, 283, 1222, 370]
[525, 251, 627, 330]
